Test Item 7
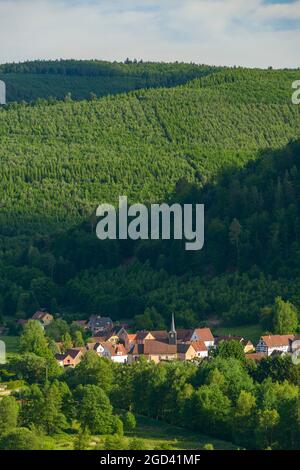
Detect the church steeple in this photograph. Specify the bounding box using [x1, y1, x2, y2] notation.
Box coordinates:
[169, 314, 177, 345]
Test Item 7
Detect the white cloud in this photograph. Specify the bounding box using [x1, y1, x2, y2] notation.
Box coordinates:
[0, 0, 299, 67]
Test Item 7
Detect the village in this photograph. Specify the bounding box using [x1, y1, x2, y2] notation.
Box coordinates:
[14, 310, 300, 368]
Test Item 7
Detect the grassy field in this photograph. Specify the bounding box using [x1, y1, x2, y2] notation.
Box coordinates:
[0, 336, 21, 365]
[125, 416, 237, 450]
[50, 417, 237, 450]
[0, 336, 20, 353]
[213, 324, 263, 345]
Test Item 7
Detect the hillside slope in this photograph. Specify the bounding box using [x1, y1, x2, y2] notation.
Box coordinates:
[0, 68, 299, 233]
[0, 66, 300, 325]
[0, 60, 217, 102]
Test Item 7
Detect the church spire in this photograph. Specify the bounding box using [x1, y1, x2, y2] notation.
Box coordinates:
[169, 314, 177, 345]
[171, 313, 176, 333]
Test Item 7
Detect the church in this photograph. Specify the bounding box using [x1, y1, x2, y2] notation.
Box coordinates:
[128, 314, 211, 364]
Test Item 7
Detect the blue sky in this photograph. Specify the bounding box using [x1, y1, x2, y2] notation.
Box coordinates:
[0, 0, 299, 67]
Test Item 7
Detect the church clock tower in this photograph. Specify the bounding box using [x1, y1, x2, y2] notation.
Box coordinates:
[169, 314, 177, 345]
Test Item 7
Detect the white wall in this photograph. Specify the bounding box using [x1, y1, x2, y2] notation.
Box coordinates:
[111, 355, 128, 364]
[0, 81, 6, 105]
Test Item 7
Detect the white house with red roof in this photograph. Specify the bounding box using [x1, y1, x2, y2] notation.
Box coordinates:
[256, 335, 295, 356]
[190, 328, 215, 348]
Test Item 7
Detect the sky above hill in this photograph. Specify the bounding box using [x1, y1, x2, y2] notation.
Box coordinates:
[0, 0, 299, 68]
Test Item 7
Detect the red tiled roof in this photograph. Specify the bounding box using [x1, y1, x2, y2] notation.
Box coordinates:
[193, 328, 214, 342]
[245, 352, 267, 361]
[136, 331, 152, 341]
[143, 340, 177, 355]
[176, 329, 194, 342]
[32, 310, 49, 320]
[127, 334, 137, 342]
[150, 330, 169, 341]
[133, 340, 177, 356]
[190, 341, 207, 352]
[114, 344, 127, 356]
[261, 335, 294, 347]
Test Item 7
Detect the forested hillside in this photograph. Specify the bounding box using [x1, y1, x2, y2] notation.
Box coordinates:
[0, 60, 217, 102]
[0, 64, 300, 328]
[0, 67, 299, 234]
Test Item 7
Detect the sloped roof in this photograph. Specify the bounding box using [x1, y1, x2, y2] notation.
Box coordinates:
[136, 331, 153, 341]
[176, 329, 194, 342]
[190, 340, 208, 352]
[86, 342, 97, 350]
[132, 340, 177, 356]
[55, 353, 66, 361]
[245, 352, 266, 361]
[114, 344, 127, 356]
[65, 348, 84, 359]
[150, 330, 169, 341]
[177, 343, 193, 354]
[32, 310, 52, 320]
[127, 334, 137, 342]
[193, 328, 214, 342]
[261, 335, 294, 347]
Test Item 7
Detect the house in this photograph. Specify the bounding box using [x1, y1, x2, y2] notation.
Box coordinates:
[55, 348, 84, 367]
[128, 316, 215, 364]
[32, 310, 54, 327]
[116, 327, 129, 344]
[176, 329, 194, 342]
[105, 333, 120, 345]
[89, 334, 109, 343]
[86, 340, 128, 363]
[124, 333, 138, 351]
[190, 341, 208, 358]
[129, 340, 178, 364]
[88, 315, 113, 335]
[116, 329, 138, 350]
[241, 338, 255, 353]
[177, 343, 208, 361]
[86, 342, 104, 355]
[245, 352, 267, 362]
[189, 328, 215, 348]
[215, 335, 254, 353]
[256, 335, 295, 356]
[100, 342, 128, 363]
[110, 344, 128, 364]
[177, 343, 196, 361]
[291, 335, 300, 353]
[135, 331, 155, 344]
[150, 330, 169, 341]
[166, 327, 214, 347]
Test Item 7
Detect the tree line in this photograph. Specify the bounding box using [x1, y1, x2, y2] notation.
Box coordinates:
[0, 320, 299, 450]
